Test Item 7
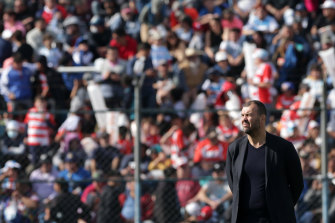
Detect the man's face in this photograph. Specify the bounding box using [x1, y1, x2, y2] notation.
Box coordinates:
[241, 104, 262, 135]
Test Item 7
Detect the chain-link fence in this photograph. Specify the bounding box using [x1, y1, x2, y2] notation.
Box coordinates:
[0, 176, 333, 223]
[0, 102, 333, 223]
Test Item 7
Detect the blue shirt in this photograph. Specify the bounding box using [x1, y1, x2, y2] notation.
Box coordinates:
[0, 66, 33, 102]
[58, 167, 91, 192]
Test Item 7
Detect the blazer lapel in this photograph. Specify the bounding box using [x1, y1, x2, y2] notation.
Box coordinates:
[236, 136, 248, 182]
[265, 132, 275, 189]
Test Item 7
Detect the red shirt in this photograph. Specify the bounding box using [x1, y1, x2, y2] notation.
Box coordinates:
[252, 63, 273, 104]
[175, 180, 200, 207]
[170, 8, 199, 28]
[109, 36, 137, 60]
[193, 138, 228, 163]
[276, 94, 295, 109]
[145, 135, 160, 147]
[42, 5, 67, 24]
[116, 139, 133, 155]
[217, 124, 239, 142]
[24, 107, 56, 146]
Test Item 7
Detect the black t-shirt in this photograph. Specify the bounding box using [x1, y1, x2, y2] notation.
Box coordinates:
[239, 142, 267, 216]
[313, 15, 335, 29]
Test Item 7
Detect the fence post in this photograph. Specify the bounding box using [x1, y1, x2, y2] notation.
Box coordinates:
[321, 73, 329, 223]
[134, 74, 145, 223]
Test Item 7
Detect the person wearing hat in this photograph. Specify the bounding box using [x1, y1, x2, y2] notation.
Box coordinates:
[179, 48, 208, 106]
[2, 119, 27, 168]
[205, 51, 231, 79]
[58, 152, 91, 194]
[311, 0, 335, 37]
[0, 160, 21, 195]
[248, 48, 274, 117]
[87, 15, 112, 58]
[107, 2, 140, 40]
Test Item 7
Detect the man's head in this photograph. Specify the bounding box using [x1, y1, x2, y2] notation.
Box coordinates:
[12, 52, 24, 70]
[241, 100, 267, 135]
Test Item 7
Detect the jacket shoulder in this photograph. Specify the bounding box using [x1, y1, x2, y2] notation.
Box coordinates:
[228, 135, 247, 151]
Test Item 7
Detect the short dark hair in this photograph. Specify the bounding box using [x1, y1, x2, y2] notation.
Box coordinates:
[243, 100, 267, 117]
[13, 52, 24, 63]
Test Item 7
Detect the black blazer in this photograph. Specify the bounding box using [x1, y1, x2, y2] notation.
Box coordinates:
[226, 132, 304, 223]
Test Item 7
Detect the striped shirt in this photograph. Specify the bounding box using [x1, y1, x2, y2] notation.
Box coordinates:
[24, 107, 55, 146]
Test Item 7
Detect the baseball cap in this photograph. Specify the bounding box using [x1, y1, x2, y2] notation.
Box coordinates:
[215, 51, 228, 62]
[40, 154, 52, 164]
[252, 48, 269, 61]
[308, 120, 319, 130]
[63, 16, 80, 27]
[90, 15, 104, 26]
[295, 3, 306, 11]
[281, 81, 295, 91]
[321, 0, 335, 9]
[1, 160, 21, 173]
[212, 162, 225, 172]
[64, 152, 78, 163]
[197, 206, 213, 221]
[185, 202, 201, 217]
[221, 81, 236, 92]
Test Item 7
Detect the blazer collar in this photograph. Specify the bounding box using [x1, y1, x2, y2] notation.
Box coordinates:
[236, 132, 275, 187]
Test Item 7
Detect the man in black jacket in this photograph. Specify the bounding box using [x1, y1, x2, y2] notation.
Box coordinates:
[97, 170, 123, 223]
[226, 100, 304, 223]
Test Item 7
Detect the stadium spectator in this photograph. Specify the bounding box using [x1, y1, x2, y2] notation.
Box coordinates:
[108, 2, 140, 41]
[119, 179, 154, 222]
[1, 120, 27, 168]
[0, 52, 34, 112]
[193, 127, 229, 165]
[179, 48, 208, 107]
[0, 24, 12, 67]
[242, 4, 279, 39]
[153, 166, 182, 223]
[24, 96, 56, 167]
[247, 48, 274, 110]
[175, 158, 201, 208]
[97, 170, 123, 223]
[38, 32, 62, 68]
[94, 46, 127, 80]
[204, 18, 223, 61]
[90, 131, 120, 173]
[38, 0, 67, 25]
[81, 170, 106, 221]
[110, 28, 137, 60]
[58, 152, 91, 194]
[44, 179, 91, 223]
[166, 30, 187, 63]
[3, 9, 26, 36]
[189, 162, 232, 222]
[216, 112, 240, 143]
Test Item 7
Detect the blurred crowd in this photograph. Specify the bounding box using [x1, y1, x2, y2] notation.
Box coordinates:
[1, 0, 335, 222]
